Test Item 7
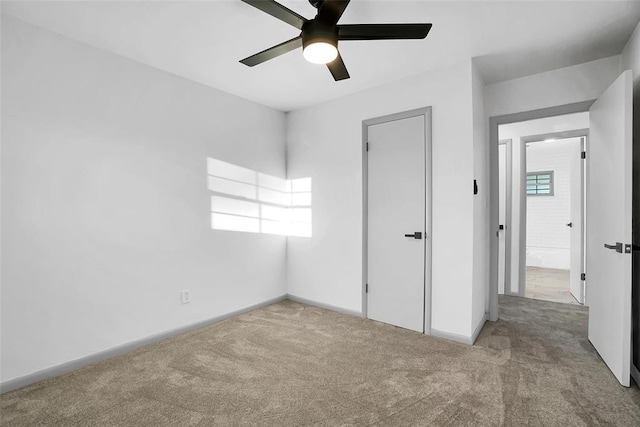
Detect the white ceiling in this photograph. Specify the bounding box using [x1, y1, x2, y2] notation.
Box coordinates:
[3, 1, 640, 111]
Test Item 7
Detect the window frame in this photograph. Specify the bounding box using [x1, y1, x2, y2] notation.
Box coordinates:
[526, 170, 554, 196]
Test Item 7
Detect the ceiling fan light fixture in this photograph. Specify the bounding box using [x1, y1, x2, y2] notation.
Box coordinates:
[303, 41, 338, 64]
[301, 20, 339, 64]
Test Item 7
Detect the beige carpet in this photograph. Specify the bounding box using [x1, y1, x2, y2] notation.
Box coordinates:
[2, 296, 639, 426]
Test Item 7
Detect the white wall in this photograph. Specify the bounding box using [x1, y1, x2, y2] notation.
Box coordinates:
[499, 114, 589, 293]
[471, 61, 488, 332]
[1, 17, 287, 383]
[621, 21, 640, 85]
[526, 138, 581, 270]
[286, 60, 479, 339]
[486, 56, 621, 118]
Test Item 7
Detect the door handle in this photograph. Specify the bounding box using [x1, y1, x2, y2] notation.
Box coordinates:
[404, 232, 422, 239]
[604, 242, 623, 253]
[566, 222, 573, 227]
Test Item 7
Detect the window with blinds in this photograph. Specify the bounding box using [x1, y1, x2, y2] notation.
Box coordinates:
[526, 171, 554, 196]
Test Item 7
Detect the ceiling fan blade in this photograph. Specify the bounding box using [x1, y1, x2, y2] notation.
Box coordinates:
[240, 36, 303, 67]
[241, 0, 306, 30]
[317, 0, 350, 24]
[327, 53, 350, 81]
[338, 23, 432, 40]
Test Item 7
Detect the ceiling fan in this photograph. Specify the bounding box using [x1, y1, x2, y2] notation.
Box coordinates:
[239, 0, 432, 81]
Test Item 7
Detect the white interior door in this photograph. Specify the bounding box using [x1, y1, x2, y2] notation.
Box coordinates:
[367, 115, 425, 332]
[498, 143, 507, 295]
[569, 139, 584, 304]
[587, 70, 633, 386]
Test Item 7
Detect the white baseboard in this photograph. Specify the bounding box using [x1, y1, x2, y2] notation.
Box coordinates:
[471, 314, 488, 344]
[430, 328, 474, 345]
[0, 294, 287, 394]
[286, 293, 362, 318]
[5, 294, 481, 394]
[431, 314, 487, 346]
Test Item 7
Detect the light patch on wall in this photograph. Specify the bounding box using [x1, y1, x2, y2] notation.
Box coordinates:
[207, 158, 312, 237]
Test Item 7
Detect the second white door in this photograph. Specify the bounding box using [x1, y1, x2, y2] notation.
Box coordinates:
[367, 114, 426, 333]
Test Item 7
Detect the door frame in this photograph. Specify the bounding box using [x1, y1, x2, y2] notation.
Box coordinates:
[489, 101, 594, 321]
[362, 107, 433, 334]
[519, 130, 589, 301]
[499, 139, 514, 296]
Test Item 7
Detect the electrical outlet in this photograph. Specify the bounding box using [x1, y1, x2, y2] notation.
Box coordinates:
[181, 289, 191, 304]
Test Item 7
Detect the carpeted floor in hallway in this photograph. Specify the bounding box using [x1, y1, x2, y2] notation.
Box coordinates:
[1, 296, 639, 426]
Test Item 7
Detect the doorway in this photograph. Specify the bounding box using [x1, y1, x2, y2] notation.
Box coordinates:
[495, 113, 589, 305]
[490, 103, 596, 321]
[522, 135, 586, 305]
[489, 70, 634, 387]
[362, 107, 432, 334]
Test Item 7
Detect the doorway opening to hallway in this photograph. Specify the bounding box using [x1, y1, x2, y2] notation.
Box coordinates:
[496, 112, 588, 306]
[490, 71, 634, 387]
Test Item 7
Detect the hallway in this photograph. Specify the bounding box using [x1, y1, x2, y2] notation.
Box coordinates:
[477, 295, 639, 425]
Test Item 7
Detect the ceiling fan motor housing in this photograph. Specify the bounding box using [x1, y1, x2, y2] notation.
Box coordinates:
[302, 20, 339, 50]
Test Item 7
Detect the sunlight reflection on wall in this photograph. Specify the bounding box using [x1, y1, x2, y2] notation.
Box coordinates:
[207, 158, 312, 237]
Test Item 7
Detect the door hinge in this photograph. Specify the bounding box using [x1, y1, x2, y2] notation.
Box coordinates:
[581, 151, 586, 159]
[365, 283, 368, 293]
[366, 142, 369, 152]
[581, 273, 586, 281]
